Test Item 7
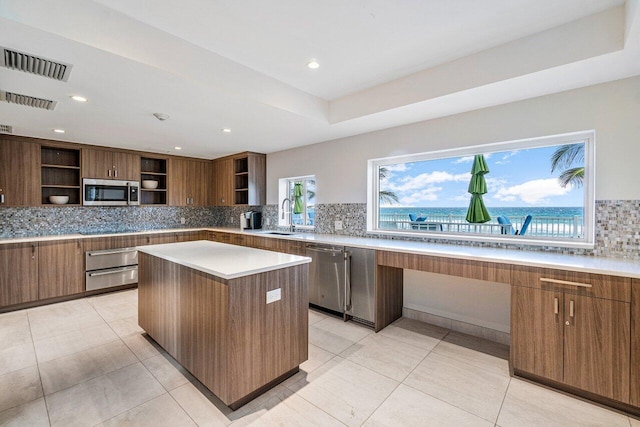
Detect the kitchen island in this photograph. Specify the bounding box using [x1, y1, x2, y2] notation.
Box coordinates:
[136, 240, 311, 409]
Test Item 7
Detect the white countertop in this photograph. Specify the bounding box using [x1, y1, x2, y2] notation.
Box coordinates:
[136, 240, 311, 280]
[2, 227, 640, 279]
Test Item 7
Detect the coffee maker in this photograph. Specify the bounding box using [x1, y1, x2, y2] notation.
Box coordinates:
[240, 211, 262, 230]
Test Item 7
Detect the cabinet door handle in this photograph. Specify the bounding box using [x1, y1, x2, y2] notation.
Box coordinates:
[32, 244, 36, 259]
[569, 300, 575, 318]
[114, 169, 118, 178]
[108, 169, 111, 177]
[0, 194, 4, 204]
[554, 297, 559, 315]
[540, 277, 592, 288]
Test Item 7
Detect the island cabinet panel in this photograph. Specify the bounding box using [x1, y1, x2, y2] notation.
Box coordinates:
[377, 251, 511, 283]
[632, 279, 640, 407]
[138, 252, 308, 408]
[38, 240, 84, 299]
[0, 243, 38, 307]
[227, 266, 308, 403]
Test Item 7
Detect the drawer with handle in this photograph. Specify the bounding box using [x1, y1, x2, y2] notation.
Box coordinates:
[511, 265, 630, 302]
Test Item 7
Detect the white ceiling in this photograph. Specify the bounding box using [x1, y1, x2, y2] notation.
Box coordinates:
[0, 0, 639, 159]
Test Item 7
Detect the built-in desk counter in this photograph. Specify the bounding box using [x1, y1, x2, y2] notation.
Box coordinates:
[137, 241, 311, 409]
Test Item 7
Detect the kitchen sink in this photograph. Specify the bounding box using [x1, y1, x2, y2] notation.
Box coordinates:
[258, 231, 297, 236]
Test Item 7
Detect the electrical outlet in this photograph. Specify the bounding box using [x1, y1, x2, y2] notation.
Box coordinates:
[265, 218, 270, 226]
[230, 216, 234, 223]
[180, 217, 186, 224]
[334, 220, 343, 230]
[266, 288, 281, 304]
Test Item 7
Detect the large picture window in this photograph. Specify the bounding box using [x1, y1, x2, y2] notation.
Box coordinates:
[367, 131, 595, 248]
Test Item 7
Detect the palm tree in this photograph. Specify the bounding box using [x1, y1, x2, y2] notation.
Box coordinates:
[379, 167, 399, 204]
[551, 144, 584, 188]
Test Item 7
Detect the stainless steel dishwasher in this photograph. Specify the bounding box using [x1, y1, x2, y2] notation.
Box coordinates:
[306, 244, 347, 314]
[306, 244, 375, 326]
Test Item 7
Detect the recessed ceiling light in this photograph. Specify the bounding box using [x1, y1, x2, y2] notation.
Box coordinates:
[53, 129, 65, 134]
[221, 128, 231, 133]
[307, 59, 320, 69]
[70, 95, 88, 102]
[174, 146, 182, 150]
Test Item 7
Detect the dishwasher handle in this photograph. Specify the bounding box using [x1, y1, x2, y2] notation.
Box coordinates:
[345, 251, 352, 312]
[306, 246, 344, 255]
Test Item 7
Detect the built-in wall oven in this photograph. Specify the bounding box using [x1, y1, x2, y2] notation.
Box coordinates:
[83, 179, 139, 206]
[85, 247, 138, 291]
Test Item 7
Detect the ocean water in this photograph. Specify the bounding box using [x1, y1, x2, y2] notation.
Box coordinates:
[380, 206, 583, 221]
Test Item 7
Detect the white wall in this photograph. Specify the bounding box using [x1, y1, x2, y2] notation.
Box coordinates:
[266, 76, 640, 333]
[267, 76, 640, 204]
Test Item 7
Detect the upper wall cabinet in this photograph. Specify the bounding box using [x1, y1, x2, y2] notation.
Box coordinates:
[0, 137, 40, 207]
[82, 148, 140, 181]
[41, 145, 81, 206]
[212, 152, 265, 206]
[168, 158, 211, 206]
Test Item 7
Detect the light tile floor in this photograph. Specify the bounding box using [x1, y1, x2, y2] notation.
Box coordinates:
[0, 289, 636, 426]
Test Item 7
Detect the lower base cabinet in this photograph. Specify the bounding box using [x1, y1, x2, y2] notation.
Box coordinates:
[511, 279, 631, 403]
[632, 279, 640, 407]
[0, 243, 38, 306]
[38, 240, 84, 300]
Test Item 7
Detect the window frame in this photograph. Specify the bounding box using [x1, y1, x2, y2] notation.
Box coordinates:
[366, 130, 596, 249]
[278, 175, 316, 229]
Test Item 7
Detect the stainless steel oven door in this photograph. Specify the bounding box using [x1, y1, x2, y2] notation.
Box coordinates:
[83, 179, 140, 206]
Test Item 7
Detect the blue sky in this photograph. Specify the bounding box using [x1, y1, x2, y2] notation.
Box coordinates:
[380, 144, 584, 208]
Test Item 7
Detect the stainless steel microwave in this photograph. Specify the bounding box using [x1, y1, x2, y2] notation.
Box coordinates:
[83, 179, 140, 206]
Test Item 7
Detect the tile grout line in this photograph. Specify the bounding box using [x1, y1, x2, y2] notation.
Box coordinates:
[25, 309, 53, 427]
[494, 377, 512, 426]
[357, 328, 450, 426]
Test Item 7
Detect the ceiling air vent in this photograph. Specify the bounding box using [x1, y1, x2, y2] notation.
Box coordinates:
[0, 124, 13, 134]
[0, 90, 57, 110]
[0, 46, 73, 82]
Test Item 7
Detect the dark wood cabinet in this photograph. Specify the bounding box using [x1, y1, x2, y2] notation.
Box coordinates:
[0, 138, 40, 207]
[38, 240, 84, 299]
[82, 148, 140, 180]
[511, 267, 631, 403]
[0, 243, 38, 307]
[212, 152, 265, 206]
[169, 158, 211, 206]
[511, 285, 564, 382]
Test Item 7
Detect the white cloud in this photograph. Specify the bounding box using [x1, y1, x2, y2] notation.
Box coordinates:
[385, 163, 409, 172]
[493, 178, 570, 204]
[453, 153, 491, 164]
[399, 187, 443, 204]
[453, 156, 475, 164]
[495, 150, 519, 165]
[388, 171, 469, 192]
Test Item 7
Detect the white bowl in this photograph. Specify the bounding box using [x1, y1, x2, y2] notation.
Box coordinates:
[49, 195, 69, 205]
[142, 180, 159, 189]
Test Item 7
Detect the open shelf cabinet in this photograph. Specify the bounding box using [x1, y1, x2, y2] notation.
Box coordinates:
[140, 157, 167, 205]
[41, 146, 81, 205]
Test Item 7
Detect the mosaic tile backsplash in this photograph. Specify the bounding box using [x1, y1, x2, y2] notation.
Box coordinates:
[1, 200, 638, 259]
[0, 206, 216, 237]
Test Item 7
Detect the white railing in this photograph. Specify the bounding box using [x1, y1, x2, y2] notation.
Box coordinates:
[379, 214, 583, 238]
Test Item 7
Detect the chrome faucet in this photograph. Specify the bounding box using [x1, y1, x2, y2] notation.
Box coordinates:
[281, 198, 295, 232]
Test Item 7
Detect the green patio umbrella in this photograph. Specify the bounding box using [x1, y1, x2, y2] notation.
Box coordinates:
[465, 155, 491, 223]
[292, 182, 304, 214]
